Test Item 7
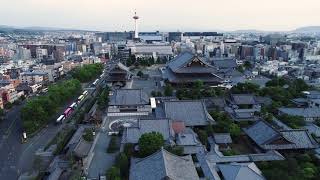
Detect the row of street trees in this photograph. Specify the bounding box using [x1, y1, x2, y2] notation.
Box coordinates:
[97, 87, 110, 110]
[21, 79, 81, 134]
[71, 63, 104, 82]
[126, 55, 169, 67]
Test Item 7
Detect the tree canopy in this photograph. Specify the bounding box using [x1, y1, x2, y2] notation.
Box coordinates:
[138, 132, 164, 157]
[210, 111, 241, 137]
[164, 84, 173, 96]
[258, 153, 320, 180]
[71, 63, 103, 82]
[106, 166, 121, 180]
[21, 79, 81, 134]
[97, 87, 110, 110]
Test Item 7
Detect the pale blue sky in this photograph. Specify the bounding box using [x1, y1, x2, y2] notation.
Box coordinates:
[0, 0, 319, 31]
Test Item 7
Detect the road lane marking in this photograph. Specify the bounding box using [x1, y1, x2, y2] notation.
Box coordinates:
[6, 118, 18, 137]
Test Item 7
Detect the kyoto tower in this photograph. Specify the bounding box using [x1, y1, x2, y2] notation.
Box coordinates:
[133, 12, 139, 39]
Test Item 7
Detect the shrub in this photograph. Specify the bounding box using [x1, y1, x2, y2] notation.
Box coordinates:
[165, 145, 184, 156]
[116, 153, 129, 178]
[82, 128, 94, 142]
[164, 84, 173, 96]
[107, 136, 119, 153]
[137, 71, 144, 77]
[106, 166, 120, 180]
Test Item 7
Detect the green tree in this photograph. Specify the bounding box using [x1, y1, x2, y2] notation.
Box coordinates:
[278, 114, 305, 129]
[243, 61, 252, 69]
[138, 132, 164, 157]
[21, 79, 82, 134]
[164, 84, 173, 96]
[165, 145, 184, 156]
[229, 123, 241, 137]
[151, 91, 157, 97]
[194, 80, 204, 89]
[205, 124, 214, 136]
[231, 82, 260, 94]
[82, 128, 94, 142]
[0, 108, 4, 117]
[4, 102, 13, 109]
[266, 77, 288, 87]
[156, 91, 163, 97]
[156, 57, 162, 64]
[137, 71, 144, 77]
[196, 129, 208, 147]
[107, 136, 119, 153]
[71, 63, 103, 82]
[237, 65, 245, 73]
[123, 143, 134, 158]
[97, 88, 110, 110]
[117, 153, 129, 178]
[106, 166, 121, 180]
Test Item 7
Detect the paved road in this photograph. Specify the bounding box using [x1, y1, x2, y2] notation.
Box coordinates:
[0, 63, 110, 179]
[0, 104, 25, 179]
[0, 99, 76, 179]
[87, 117, 117, 179]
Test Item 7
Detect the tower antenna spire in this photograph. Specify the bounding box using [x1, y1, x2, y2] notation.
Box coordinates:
[133, 11, 139, 39]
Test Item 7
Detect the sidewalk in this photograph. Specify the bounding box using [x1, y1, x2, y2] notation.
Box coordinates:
[86, 116, 118, 179]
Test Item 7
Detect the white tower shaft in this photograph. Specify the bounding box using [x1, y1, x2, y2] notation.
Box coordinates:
[133, 12, 139, 39]
[134, 19, 139, 39]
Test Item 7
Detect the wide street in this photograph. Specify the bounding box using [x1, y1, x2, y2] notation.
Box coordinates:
[0, 104, 24, 179]
[0, 70, 108, 179]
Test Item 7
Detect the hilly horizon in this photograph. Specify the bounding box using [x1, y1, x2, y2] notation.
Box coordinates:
[1, 25, 320, 34]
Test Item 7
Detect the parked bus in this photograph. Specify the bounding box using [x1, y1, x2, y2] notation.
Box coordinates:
[77, 95, 84, 102]
[92, 79, 99, 86]
[69, 102, 77, 109]
[42, 88, 48, 93]
[82, 90, 88, 96]
[64, 107, 73, 117]
[56, 114, 65, 123]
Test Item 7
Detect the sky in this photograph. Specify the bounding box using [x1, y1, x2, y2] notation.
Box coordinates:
[0, 0, 319, 32]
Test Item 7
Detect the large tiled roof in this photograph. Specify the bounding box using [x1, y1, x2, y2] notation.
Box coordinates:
[122, 118, 172, 144]
[214, 133, 233, 144]
[278, 107, 320, 118]
[109, 62, 131, 74]
[231, 94, 257, 105]
[205, 97, 227, 109]
[218, 163, 265, 180]
[213, 58, 237, 69]
[132, 45, 173, 55]
[167, 52, 217, 74]
[109, 89, 149, 106]
[243, 121, 280, 145]
[130, 148, 199, 180]
[268, 130, 317, 149]
[304, 123, 320, 137]
[164, 100, 215, 126]
[176, 128, 201, 146]
[165, 68, 223, 83]
[243, 121, 318, 150]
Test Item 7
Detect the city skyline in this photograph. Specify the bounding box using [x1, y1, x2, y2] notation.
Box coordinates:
[1, 0, 320, 32]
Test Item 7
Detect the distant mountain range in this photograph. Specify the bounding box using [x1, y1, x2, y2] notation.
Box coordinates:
[292, 26, 320, 33]
[0, 25, 320, 34]
[0, 25, 94, 32]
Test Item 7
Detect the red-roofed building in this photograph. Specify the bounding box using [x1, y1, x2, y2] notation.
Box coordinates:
[172, 121, 185, 134]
